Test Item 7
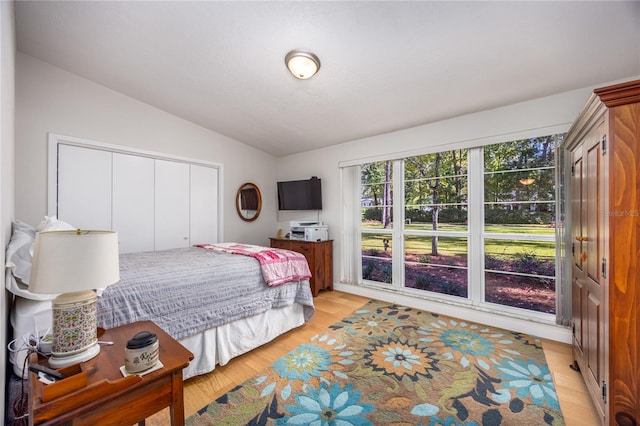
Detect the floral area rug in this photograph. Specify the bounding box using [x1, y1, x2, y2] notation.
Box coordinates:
[187, 300, 564, 425]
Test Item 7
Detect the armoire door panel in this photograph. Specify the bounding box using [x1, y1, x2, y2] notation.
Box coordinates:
[586, 140, 602, 283]
[570, 126, 606, 421]
[57, 144, 112, 230]
[113, 153, 155, 254]
[586, 290, 602, 385]
[572, 156, 584, 270]
[572, 274, 584, 352]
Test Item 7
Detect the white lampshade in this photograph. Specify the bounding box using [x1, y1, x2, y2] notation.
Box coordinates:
[30, 230, 120, 294]
[285, 50, 321, 80]
[29, 230, 120, 367]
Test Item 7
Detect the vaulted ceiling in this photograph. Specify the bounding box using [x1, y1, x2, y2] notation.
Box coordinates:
[15, 1, 640, 157]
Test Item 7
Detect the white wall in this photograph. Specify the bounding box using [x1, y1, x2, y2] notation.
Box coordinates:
[15, 53, 279, 246]
[1, 0, 16, 420]
[275, 81, 622, 341]
[277, 84, 597, 259]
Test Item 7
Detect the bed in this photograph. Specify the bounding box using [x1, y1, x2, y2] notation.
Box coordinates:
[6, 224, 316, 379]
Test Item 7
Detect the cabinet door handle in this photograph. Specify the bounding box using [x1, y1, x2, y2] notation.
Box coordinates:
[576, 236, 587, 242]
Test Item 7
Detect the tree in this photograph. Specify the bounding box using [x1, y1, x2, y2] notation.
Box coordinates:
[382, 161, 392, 228]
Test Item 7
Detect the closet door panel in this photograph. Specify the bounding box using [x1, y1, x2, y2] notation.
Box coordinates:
[57, 144, 112, 230]
[113, 153, 155, 254]
[190, 165, 218, 245]
[155, 159, 190, 250]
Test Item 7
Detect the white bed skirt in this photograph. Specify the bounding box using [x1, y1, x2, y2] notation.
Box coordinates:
[10, 297, 306, 380]
[180, 303, 305, 379]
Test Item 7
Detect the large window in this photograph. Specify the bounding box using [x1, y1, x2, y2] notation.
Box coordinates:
[358, 135, 562, 316]
[361, 162, 393, 285]
[483, 137, 558, 314]
[404, 151, 469, 298]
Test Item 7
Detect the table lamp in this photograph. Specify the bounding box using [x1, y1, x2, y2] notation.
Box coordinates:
[29, 230, 120, 368]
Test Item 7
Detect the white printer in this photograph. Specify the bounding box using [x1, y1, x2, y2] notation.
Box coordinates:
[289, 221, 329, 241]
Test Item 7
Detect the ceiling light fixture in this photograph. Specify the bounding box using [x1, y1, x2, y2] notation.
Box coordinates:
[285, 50, 321, 80]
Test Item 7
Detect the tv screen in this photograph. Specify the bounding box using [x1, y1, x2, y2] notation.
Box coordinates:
[277, 178, 322, 210]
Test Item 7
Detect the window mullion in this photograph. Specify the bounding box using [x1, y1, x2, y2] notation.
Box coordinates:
[393, 159, 404, 289]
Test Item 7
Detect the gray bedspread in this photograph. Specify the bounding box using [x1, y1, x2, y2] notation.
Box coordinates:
[96, 247, 315, 341]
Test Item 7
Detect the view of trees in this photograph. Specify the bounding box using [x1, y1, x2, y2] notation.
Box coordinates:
[360, 135, 562, 314]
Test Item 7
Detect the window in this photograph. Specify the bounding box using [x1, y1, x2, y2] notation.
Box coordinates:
[404, 150, 469, 298]
[361, 161, 393, 285]
[483, 137, 559, 314]
[357, 135, 562, 317]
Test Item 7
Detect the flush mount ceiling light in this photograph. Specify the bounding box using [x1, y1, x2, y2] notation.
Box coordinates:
[285, 50, 321, 80]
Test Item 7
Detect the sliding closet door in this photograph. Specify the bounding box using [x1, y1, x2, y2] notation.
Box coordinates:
[51, 134, 222, 253]
[155, 159, 190, 251]
[190, 164, 218, 245]
[112, 153, 155, 253]
[57, 144, 112, 230]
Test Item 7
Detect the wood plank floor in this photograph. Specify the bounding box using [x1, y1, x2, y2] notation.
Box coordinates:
[148, 290, 600, 425]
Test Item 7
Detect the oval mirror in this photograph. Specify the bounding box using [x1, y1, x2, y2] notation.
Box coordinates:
[236, 182, 262, 222]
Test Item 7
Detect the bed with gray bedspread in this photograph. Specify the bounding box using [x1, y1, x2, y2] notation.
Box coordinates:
[97, 247, 315, 341]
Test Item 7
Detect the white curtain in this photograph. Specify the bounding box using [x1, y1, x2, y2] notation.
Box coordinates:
[339, 165, 361, 285]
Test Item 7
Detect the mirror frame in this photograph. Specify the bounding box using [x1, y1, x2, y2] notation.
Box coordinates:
[236, 182, 262, 222]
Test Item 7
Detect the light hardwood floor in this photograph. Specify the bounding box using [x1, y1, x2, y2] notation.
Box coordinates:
[148, 290, 600, 425]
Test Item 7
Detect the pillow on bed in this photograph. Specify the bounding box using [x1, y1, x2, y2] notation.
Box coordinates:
[36, 216, 76, 232]
[5, 220, 36, 284]
[5, 217, 77, 301]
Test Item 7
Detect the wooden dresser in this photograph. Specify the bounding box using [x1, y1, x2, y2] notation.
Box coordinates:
[270, 238, 333, 296]
[564, 79, 639, 426]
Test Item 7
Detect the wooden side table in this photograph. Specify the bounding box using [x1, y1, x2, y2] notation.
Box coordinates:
[29, 320, 193, 425]
[269, 237, 333, 296]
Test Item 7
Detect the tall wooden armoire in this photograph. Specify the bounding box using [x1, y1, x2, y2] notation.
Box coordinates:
[565, 79, 639, 426]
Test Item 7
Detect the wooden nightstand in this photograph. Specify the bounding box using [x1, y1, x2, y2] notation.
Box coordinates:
[29, 321, 193, 425]
[270, 237, 333, 296]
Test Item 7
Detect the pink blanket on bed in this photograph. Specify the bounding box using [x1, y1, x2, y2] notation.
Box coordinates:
[196, 243, 312, 287]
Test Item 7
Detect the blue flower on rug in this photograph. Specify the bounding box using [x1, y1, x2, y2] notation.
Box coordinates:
[418, 319, 520, 371]
[276, 382, 375, 426]
[273, 343, 332, 381]
[495, 358, 560, 411]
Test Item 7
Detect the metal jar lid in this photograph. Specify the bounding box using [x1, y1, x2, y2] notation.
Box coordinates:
[126, 331, 158, 349]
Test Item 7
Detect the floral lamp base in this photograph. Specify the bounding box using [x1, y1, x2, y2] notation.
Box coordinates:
[49, 290, 100, 368]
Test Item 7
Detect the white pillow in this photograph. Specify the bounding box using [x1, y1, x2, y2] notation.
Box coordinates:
[5, 217, 77, 301]
[36, 216, 76, 232]
[5, 220, 36, 284]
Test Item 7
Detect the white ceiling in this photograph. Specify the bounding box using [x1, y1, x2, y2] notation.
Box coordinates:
[15, 1, 640, 157]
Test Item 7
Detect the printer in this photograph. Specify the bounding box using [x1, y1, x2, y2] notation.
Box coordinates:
[289, 221, 329, 241]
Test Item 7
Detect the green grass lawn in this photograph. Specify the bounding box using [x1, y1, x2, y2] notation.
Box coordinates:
[362, 222, 555, 259]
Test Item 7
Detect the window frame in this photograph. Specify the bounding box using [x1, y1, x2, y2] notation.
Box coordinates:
[355, 137, 562, 322]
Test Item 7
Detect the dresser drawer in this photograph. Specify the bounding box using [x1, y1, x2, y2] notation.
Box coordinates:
[288, 241, 312, 256]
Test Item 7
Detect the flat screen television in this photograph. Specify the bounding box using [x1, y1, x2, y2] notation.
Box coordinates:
[277, 177, 322, 210]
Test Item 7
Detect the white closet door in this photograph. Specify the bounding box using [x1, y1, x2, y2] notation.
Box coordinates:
[57, 144, 112, 230]
[190, 164, 219, 245]
[155, 159, 190, 250]
[112, 153, 155, 253]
